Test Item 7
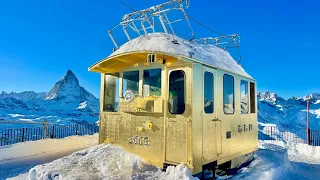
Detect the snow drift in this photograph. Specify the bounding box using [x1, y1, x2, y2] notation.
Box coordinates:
[24, 140, 320, 180]
[27, 144, 197, 180]
[3, 133, 320, 180]
[230, 140, 320, 179]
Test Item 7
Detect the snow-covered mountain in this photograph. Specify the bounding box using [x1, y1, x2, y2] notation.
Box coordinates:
[0, 70, 99, 124]
[258, 91, 320, 129]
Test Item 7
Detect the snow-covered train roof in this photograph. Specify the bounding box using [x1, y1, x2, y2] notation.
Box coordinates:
[110, 33, 252, 79]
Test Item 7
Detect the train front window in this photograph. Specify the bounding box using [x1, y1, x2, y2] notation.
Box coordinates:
[143, 68, 161, 97]
[223, 74, 235, 114]
[122, 71, 139, 96]
[103, 73, 119, 112]
[240, 80, 249, 114]
[204, 72, 214, 113]
[169, 70, 185, 114]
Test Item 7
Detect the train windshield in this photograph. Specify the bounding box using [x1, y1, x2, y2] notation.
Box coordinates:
[143, 68, 161, 97]
[122, 71, 139, 96]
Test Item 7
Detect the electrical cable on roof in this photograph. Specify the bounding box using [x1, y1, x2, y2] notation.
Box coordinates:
[120, 0, 136, 11]
[186, 15, 226, 36]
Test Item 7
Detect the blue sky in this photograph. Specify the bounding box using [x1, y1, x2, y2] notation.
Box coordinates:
[0, 0, 319, 99]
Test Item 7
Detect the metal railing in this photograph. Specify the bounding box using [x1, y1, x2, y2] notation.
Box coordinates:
[0, 123, 99, 147]
[258, 124, 320, 146]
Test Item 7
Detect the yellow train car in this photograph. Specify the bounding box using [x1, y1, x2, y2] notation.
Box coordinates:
[89, 33, 257, 176]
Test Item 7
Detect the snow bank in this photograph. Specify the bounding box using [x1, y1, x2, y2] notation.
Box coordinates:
[27, 143, 197, 180]
[259, 140, 320, 164]
[0, 134, 98, 161]
[286, 142, 320, 164]
[110, 33, 251, 78]
[233, 140, 320, 180]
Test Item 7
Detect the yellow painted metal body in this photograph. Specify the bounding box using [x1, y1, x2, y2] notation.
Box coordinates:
[89, 51, 258, 174]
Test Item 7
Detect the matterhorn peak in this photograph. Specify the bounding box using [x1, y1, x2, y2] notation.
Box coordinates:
[45, 70, 81, 100]
[66, 69, 76, 77]
[64, 69, 79, 85]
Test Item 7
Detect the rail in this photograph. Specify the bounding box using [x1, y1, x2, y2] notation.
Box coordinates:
[0, 123, 99, 147]
[258, 124, 320, 146]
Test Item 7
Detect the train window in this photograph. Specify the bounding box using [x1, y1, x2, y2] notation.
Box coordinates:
[240, 80, 249, 114]
[143, 68, 161, 97]
[223, 74, 234, 114]
[122, 71, 139, 96]
[103, 73, 119, 112]
[169, 70, 185, 114]
[250, 82, 256, 113]
[204, 72, 214, 113]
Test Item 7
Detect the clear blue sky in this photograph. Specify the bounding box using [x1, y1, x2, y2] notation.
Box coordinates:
[1, 0, 319, 99]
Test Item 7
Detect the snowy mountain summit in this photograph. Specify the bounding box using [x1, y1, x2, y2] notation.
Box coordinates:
[0, 70, 99, 124]
[45, 70, 81, 100]
[258, 91, 320, 129]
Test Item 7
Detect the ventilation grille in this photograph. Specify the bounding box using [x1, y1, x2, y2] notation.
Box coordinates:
[147, 54, 156, 63]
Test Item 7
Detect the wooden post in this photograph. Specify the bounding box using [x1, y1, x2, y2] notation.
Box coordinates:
[51, 126, 55, 139]
[76, 124, 79, 135]
[43, 120, 48, 139]
[21, 128, 25, 142]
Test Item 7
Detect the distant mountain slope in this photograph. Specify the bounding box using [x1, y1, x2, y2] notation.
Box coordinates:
[258, 91, 320, 129]
[0, 91, 46, 101]
[0, 70, 99, 124]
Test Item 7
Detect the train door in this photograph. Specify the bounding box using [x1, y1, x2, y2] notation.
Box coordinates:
[202, 67, 218, 163]
[165, 68, 188, 163]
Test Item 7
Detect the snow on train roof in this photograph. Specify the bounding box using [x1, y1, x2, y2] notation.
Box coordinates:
[110, 33, 252, 78]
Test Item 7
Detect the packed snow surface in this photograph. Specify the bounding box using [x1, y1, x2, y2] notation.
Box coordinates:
[0, 134, 98, 162]
[1, 134, 99, 180]
[110, 33, 251, 78]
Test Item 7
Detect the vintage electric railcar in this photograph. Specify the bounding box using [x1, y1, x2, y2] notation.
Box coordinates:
[89, 33, 257, 175]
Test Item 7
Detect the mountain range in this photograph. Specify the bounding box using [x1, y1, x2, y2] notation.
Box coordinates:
[258, 91, 320, 129]
[0, 70, 99, 125]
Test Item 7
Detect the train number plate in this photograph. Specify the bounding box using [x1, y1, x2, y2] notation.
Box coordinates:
[128, 136, 150, 146]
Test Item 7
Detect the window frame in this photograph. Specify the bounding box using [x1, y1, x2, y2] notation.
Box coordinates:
[120, 67, 164, 98]
[223, 74, 235, 114]
[103, 73, 120, 112]
[204, 71, 214, 114]
[121, 70, 140, 97]
[142, 68, 162, 97]
[240, 79, 249, 114]
[168, 69, 186, 115]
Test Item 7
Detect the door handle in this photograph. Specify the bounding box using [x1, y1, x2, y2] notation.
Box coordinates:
[212, 118, 221, 122]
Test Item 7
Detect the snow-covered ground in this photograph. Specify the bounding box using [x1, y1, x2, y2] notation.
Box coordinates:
[0, 134, 98, 179]
[231, 141, 320, 179]
[1, 133, 319, 180]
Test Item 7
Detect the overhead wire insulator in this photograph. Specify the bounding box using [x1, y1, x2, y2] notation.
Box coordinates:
[186, 0, 190, 8]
